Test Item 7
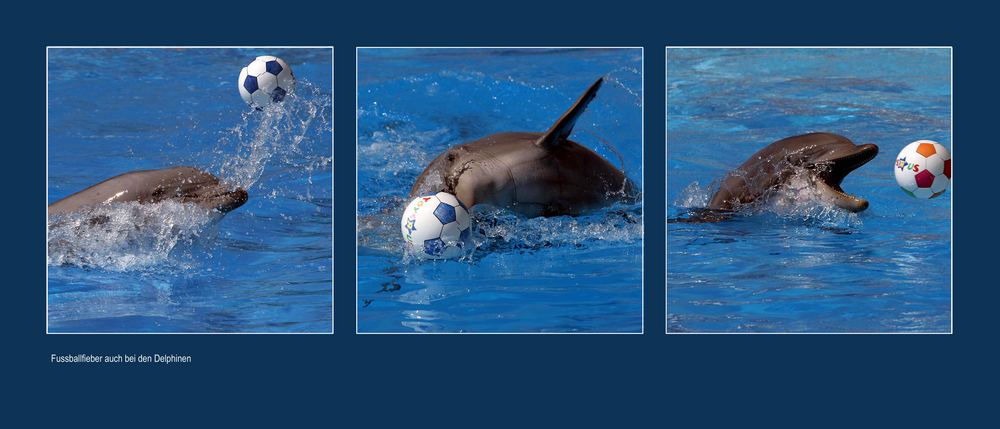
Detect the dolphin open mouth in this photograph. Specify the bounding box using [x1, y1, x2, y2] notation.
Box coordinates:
[813, 143, 878, 212]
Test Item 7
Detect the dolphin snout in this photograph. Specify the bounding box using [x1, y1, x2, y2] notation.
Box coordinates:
[860, 143, 879, 156]
[215, 188, 248, 213]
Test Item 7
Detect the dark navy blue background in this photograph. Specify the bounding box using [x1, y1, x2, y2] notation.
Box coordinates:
[9, 0, 991, 425]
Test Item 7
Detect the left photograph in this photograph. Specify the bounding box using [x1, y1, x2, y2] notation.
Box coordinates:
[46, 47, 333, 333]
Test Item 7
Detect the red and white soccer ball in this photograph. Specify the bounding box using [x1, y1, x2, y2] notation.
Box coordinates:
[400, 192, 472, 260]
[894, 140, 951, 199]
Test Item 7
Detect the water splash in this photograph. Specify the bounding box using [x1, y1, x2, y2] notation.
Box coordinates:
[212, 80, 332, 194]
[602, 66, 643, 107]
[471, 204, 643, 255]
[47, 201, 219, 272]
[674, 181, 713, 208]
[762, 171, 862, 229]
[674, 168, 863, 229]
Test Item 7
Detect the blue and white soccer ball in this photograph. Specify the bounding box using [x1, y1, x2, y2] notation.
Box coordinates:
[400, 192, 473, 259]
[237, 56, 295, 108]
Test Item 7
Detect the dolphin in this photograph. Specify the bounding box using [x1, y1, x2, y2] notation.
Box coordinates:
[706, 132, 878, 213]
[48, 166, 248, 217]
[409, 77, 637, 217]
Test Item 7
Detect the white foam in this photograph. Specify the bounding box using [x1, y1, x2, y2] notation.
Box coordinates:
[47, 201, 220, 272]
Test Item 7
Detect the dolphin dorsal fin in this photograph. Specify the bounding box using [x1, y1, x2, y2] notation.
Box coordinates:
[535, 77, 603, 149]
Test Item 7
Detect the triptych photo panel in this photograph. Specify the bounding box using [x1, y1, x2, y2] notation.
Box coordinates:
[666, 47, 951, 333]
[46, 47, 334, 334]
[45, 46, 951, 334]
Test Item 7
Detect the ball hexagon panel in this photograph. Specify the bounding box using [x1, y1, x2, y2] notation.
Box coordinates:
[246, 59, 268, 77]
[930, 174, 949, 193]
[455, 209, 471, 230]
[912, 187, 934, 198]
[255, 73, 278, 94]
[923, 153, 945, 176]
[436, 192, 460, 207]
[909, 153, 929, 169]
[438, 243, 466, 259]
[933, 143, 951, 160]
[276, 68, 295, 90]
[440, 222, 464, 243]
[250, 89, 272, 109]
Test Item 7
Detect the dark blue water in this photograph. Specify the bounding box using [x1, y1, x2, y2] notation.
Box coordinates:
[47, 48, 333, 333]
[667, 48, 951, 332]
[357, 48, 643, 333]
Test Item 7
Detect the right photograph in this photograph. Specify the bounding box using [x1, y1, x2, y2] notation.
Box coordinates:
[666, 47, 952, 333]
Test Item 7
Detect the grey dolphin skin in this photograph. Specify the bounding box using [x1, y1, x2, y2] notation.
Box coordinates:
[48, 166, 248, 217]
[707, 132, 878, 213]
[409, 77, 637, 217]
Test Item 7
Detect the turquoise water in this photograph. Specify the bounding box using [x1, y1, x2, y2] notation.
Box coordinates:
[47, 48, 333, 333]
[357, 48, 643, 333]
[667, 48, 951, 332]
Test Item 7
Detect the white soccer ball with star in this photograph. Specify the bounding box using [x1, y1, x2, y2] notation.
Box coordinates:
[400, 192, 472, 260]
[238, 56, 295, 108]
[894, 140, 951, 199]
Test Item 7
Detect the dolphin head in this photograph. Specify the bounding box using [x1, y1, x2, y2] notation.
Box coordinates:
[143, 167, 248, 213]
[785, 133, 878, 212]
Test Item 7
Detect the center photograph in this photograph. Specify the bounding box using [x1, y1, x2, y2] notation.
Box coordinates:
[356, 47, 644, 333]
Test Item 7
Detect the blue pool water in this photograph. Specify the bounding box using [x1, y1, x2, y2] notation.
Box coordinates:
[47, 48, 333, 333]
[357, 48, 643, 333]
[667, 48, 951, 333]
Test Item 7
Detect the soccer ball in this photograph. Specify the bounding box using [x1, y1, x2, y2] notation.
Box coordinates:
[400, 192, 473, 259]
[894, 140, 951, 198]
[237, 56, 295, 108]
